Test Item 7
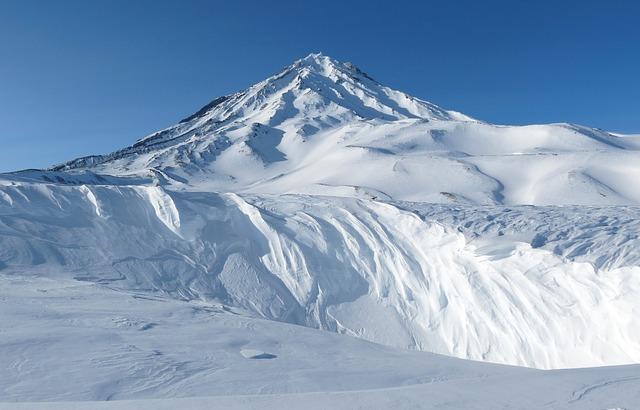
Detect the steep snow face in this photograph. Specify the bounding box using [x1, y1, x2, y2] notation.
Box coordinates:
[1, 182, 639, 369]
[45, 53, 640, 206]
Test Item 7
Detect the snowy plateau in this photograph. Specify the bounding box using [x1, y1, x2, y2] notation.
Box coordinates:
[1, 53, 639, 409]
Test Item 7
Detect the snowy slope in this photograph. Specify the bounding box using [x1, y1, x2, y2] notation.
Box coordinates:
[47, 53, 640, 206]
[1, 275, 639, 410]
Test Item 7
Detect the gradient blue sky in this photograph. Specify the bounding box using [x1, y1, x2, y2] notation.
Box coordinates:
[1, 0, 638, 172]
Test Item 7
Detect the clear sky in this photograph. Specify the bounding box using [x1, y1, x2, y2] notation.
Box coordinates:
[1, 0, 638, 172]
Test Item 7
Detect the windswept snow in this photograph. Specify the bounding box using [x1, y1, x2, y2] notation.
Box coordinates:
[1, 183, 639, 369]
[1, 275, 639, 410]
[1, 53, 639, 408]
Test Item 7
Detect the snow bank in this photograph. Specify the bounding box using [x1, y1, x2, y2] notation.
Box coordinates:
[1, 182, 639, 369]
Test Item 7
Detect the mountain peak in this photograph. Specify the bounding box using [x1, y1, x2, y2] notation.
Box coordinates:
[290, 52, 335, 76]
[296, 52, 336, 68]
[299, 51, 328, 63]
[50, 54, 473, 174]
[289, 53, 377, 83]
[39, 52, 638, 209]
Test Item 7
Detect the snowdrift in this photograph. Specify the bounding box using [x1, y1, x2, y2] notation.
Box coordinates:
[1, 181, 639, 369]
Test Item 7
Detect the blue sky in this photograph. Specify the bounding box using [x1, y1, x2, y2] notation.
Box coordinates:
[0, 0, 638, 172]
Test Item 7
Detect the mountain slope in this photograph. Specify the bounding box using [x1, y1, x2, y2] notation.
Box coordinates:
[46, 53, 640, 206]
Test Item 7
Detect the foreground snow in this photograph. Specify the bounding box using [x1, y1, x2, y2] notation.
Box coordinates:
[1, 276, 639, 409]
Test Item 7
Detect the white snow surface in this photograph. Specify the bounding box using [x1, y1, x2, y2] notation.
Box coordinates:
[1, 53, 640, 407]
[47, 53, 640, 206]
[1, 275, 639, 409]
[1, 183, 639, 370]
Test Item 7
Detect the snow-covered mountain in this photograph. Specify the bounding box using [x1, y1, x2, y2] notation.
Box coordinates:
[47, 53, 640, 205]
[1, 52, 640, 393]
